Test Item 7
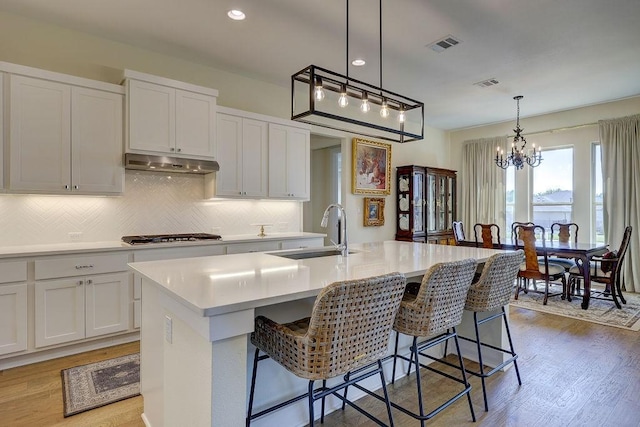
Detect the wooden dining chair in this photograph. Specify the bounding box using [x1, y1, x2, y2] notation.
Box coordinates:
[511, 221, 534, 244]
[452, 221, 466, 245]
[568, 226, 632, 309]
[473, 223, 501, 248]
[546, 222, 579, 271]
[514, 224, 567, 305]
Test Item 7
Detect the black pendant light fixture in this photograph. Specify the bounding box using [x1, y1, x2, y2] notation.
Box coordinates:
[291, 0, 424, 143]
[495, 95, 542, 170]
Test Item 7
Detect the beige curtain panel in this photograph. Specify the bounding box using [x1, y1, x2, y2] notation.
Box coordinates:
[460, 136, 507, 235]
[599, 114, 640, 293]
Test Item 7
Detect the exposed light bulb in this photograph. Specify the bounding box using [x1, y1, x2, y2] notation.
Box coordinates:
[398, 108, 406, 123]
[360, 92, 370, 113]
[380, 99, 390, 118]
[314, 77, 325, 101]
[338, 84, 348, 108]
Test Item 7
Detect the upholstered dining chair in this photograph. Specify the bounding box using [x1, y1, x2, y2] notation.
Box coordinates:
[246, 272, 407, 426]
[389, 258, 478, 426]
[568, 225, 632, 309]
[546, 222, 579, 271]
[514, 224, 567, 305]
[460, 251, 524, 412]
[452, 221, 466, 245]
[473, 223, 502, 248]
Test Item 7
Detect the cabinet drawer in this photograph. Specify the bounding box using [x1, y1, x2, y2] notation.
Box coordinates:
[0, 260, 27, 284]
[226, 241, 280, 254]
[35, 253, 129, 280]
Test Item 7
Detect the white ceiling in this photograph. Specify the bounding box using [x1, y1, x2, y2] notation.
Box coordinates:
[1, 0, 639, 130]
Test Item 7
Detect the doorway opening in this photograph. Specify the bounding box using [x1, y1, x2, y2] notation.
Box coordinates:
[304, 135, 343, 246]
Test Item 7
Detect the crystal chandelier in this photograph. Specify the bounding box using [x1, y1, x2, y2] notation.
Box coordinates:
[495, 96, 542, 170]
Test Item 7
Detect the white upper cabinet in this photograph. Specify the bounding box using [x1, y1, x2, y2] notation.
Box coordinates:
[124, 70, 217, 159]
[71, 87, 124, 193]
[9, 75, 72, 192]
[268, 123, 310, 200]
[5, 64, 124, 195]
[215, 113, 268, 198]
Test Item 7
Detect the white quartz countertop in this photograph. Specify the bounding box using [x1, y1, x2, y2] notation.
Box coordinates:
[128, 241, 508, 317]
[0, 232, 325, 258]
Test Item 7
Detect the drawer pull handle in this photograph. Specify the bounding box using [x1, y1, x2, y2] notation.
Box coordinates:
[75, 264, 94, 269]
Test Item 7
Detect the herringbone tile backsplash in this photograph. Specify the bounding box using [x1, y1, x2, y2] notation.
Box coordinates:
[0, 171, 301, 246]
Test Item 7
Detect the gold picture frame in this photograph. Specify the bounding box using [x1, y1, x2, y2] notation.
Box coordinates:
[364, 197, 385, 227]
[352, 138, 391, 195]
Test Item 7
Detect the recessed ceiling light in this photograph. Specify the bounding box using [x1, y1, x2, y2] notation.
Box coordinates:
[227, 9, 246, 20]
[352, 59, 366, 66]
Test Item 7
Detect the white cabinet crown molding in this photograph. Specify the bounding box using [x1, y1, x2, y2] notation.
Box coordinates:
[0, 61, 123, 94]
[122, 69, 218, 97]
[217, 105, 311, 130]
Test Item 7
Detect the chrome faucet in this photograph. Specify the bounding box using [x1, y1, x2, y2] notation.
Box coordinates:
[320, 203, 348, 256]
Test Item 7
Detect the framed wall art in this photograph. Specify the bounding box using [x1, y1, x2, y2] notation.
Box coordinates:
[363, 197, 385, 226]
[352, 138, 391, 195]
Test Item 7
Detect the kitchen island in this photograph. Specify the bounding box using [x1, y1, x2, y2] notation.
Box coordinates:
[129, 240, 508, 427]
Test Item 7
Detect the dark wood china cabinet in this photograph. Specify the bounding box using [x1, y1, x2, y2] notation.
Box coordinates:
[395, 165, 457, 244]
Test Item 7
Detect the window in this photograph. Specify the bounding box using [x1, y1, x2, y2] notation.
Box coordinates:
[593, 144, 604, 242]
[531, 147, 573, 237]
[505, 166, 515, 240]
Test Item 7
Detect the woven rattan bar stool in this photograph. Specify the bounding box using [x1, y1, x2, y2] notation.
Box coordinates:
[458, 251, 524, 412]
[388, 259, 478, 426]
[246, 272, 407, 427]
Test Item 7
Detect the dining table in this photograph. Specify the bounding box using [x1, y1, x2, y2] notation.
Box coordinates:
[457, 239, 608, 309]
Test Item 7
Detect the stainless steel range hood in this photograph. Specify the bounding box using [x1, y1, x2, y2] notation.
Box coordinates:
[124, 153, 219, 174]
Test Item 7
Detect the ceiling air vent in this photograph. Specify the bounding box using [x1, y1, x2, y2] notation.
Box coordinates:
[428, 35, 462, 53]
[473, 78, 500, 88]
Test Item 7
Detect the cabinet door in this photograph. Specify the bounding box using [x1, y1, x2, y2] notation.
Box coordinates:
[85, 272, 130, 338]
[268, 124, 310, 199]
[176, 89, 216, 157]
[71, 87, 124, 193]
[216, 113, 243, 196]
[0, 73, 4, 190]
[9, 75, 71, 192]
[267, 124, 289, 198]
[241, 118, 268, 197]
[0, 283, 27, 356]
[35, 278, 85, 347]
[286, 127, 310, 199]
[128, 80, 175, 153]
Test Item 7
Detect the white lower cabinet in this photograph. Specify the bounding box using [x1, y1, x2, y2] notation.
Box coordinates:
[0, 260, 28, 356]
[0, 283, 28, 356]
[35, 272, 130, 348]
[34, 253, 131, 348]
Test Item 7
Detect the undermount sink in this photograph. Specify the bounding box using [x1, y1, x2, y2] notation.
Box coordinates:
[270, 248, 357, 260]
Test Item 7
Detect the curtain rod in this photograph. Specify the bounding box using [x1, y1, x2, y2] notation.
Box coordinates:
[507, 121, 598, 138]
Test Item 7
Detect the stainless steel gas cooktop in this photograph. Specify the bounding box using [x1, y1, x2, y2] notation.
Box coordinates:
[121, 233, 222, 245]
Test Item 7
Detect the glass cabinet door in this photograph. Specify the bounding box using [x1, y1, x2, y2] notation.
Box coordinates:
[426, 173, 436, 231]
[412, 171, 424, 232]
[446, 176, 454, 230]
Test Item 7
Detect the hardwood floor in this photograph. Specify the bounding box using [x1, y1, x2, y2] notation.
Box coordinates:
[0, 341, 144, 427]
[1, 307, 639, 426]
